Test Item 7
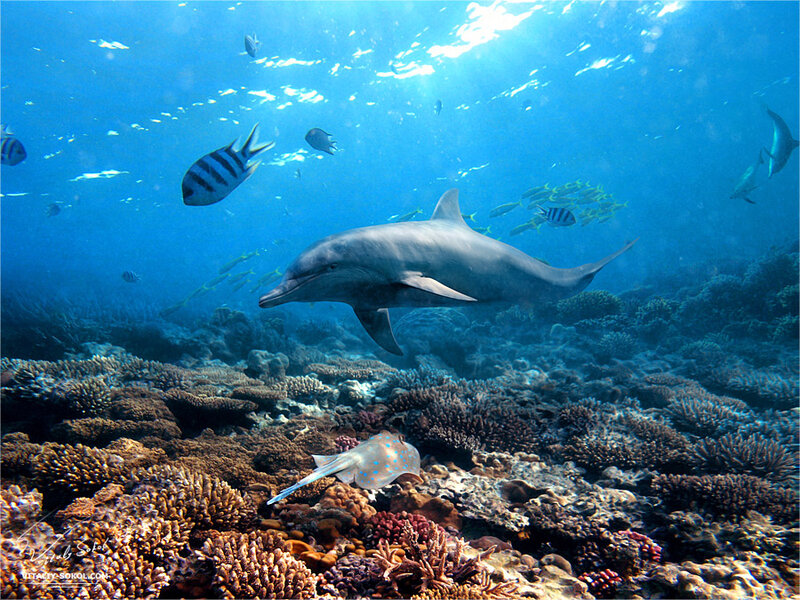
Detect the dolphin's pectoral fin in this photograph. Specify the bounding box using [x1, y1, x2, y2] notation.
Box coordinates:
[353, 307, 403, 355]
[745, 197, 756, 204]
[398, 272, 477, 302]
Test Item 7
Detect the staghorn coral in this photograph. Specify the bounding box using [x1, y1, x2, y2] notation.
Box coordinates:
[693, 432, 797, 481]
[667, 391, 750, 437]
[373, 522, 491, 596]
[652, 473, 797, 522]
[203, 531, 317, 599]
[405, 390, 538, 458]
[704, 366, 798, 410]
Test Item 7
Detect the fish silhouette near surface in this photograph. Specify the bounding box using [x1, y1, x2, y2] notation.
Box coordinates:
[182, 123, 274, 206]
[434, 99, 442, 116]
[730, 150, 764, 204]
[305, 128, 336, 155]
[244, 33, 260, 58]
[259, 188, 637, 355]
[122, 270, 140, 283]
[1, 125, 26, 166]
[267, 431, 420, 505]
[764, 107, 799, 178]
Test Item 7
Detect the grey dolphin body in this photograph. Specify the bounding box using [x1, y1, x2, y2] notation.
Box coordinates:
[730, 150, 763, 204]
[259, 189, 637, 354]
[765, 107, 799, 178]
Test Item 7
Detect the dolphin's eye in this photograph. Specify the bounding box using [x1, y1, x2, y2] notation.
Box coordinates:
[329, 263, 338, 270]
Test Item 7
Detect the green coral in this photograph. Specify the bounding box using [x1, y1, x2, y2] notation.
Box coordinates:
[595, 331, 636, 361]
[556, 290, 622, 324]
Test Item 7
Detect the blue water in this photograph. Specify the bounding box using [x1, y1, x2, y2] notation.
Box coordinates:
[2, 1, 798, 323]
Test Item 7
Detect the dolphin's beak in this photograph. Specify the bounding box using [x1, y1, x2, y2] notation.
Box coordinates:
[258, 281, 294, 308]
[258, 274, 316, 308]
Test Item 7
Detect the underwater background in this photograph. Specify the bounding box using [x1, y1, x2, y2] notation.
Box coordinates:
[1, 2, 798, 599]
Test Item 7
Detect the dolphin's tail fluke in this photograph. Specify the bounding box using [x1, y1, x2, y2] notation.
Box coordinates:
[556, 238, 639, 293]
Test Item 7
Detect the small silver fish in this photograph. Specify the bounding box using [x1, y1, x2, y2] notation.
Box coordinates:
[268, 431, 420, 505]
[435, 99, 442, 116]
[389, 208, 422, 222]
[244, 33, 260, 58]
[489, 200, 521, 218]
[182, 123, 274, 206]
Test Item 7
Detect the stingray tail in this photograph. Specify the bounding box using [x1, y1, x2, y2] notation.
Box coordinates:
[267, 454, 351, 505]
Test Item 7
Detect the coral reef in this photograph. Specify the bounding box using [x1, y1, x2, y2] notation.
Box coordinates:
[1, 244, 798, 598]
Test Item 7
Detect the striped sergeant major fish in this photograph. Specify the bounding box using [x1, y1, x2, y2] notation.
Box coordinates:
[1, 125, 26, 166]
[182, 123, 274, 206]
[121, 270, 141, 283]
[244, 33, 260, 58]
[538, 206, 576, 227]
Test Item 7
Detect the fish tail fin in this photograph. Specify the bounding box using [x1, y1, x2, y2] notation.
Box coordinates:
[241, 123, 275, 158]
[793, 138, 799, 149]
[243, 161, 261, 180]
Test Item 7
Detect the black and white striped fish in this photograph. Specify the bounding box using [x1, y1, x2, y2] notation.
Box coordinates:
[121, 270, 140, 283]
[182, 123, 274, 206]
[1, 125, 27, 166]
[538, 206, 576, 227]
[244, 33, 260, 58]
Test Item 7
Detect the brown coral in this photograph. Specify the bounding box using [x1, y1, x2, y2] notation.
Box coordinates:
[305, 357, 397, 383]
[203, 531, 317, 599]
[32, 442, 127, 501]
[316, 482, 377, 521]
[130, 464, 256, 530]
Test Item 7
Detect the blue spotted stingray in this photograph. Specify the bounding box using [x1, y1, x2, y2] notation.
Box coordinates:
[267, 431, 421, 505]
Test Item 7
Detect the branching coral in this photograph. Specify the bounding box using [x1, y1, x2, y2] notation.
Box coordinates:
[555, 290, 622, 324]
[129, 464, 255, 530]
[694, 433, 798, 481]
[667, 391, 750, 437]
[373, 522, 492, 596]
[203, 532, 317, 599]
[652, 473, 798, 522]
[32, 442, 127, 501]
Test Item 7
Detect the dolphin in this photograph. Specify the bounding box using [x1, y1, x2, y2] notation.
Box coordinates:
[730, 149, 763, 204]
[259, 189, 637, 354]
[764, 107, 799, 178]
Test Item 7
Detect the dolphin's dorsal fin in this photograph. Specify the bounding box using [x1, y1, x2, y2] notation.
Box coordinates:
[431, 189, 468, 227]
[398, 272, 477, 302]
[353, 307, 403, 355]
